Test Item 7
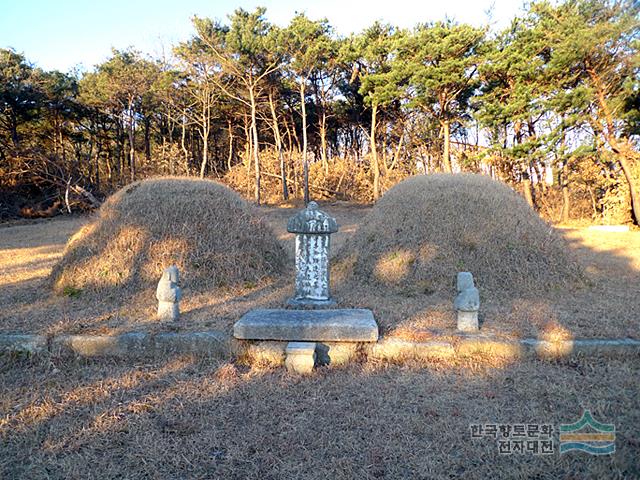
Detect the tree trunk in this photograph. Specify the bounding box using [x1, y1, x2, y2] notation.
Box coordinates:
[320, 109, 328, 175]
[617, 153, 640, 225]
[127, 101, 136, 182]
[587, 185, 598, 219]
[269, 92, 288, 201]
[227, 120, 234, 172]
[10, 112, 19, 148]
[210, 135, 219, 177]
[442, 119, 452, 173]
[144, 116, 151, 163]
[370, 102, 380, 200]
[95, 146, 100, 192]
[106, 150, 113, 185]
[199, 98, 210, 179]
[279, 143, 288, 201]
[300, 82, 310, 204]
[243, 114, 251, 173]
[283, 117, 297, 198]
[289, 111, 301, 152]
[561, 160, 570, 223]
[250, 85, 261, 205]
[181, 110, 189, 174]
[380, 121, 387, 175]
[587, 67, 640, 225]
[388, 130, 404, 172]
[199, 135, 208, 178]
[128, 125, 135, 182]
[536, 163, 546, 194]
[522, 169, 535, 209]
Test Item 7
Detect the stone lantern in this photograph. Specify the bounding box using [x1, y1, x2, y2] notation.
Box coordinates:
[287, 201, 338, 306]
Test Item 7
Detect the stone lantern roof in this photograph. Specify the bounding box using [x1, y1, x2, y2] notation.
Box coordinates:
[287, 201, 338, 234]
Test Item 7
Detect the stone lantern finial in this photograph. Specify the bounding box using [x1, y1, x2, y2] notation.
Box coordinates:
[287, 202, 338, 307]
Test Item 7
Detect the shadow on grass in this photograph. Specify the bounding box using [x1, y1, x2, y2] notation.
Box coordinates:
[331, 226, 640, 341]
[0, 208, 639, 341]
[2, 205, 639, 478]
[1, 353, 638, 479]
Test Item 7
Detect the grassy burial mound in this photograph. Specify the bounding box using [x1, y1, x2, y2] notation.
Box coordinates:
[337, 174, 583, 297]
[50, 177, 287, 295]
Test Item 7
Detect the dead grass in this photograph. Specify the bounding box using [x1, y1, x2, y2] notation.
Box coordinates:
[0, 203, 370, 336]
[0, 216, 86, 287]
[0, 200, 639, 339]
[336, 174, 584, 297]
[1, 196, 638, 478]
[1, 354, 638, 479]
[49, 177, 287, 295]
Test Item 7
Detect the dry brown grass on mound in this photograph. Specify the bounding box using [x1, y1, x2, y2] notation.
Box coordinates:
[336, 173, 584, 297]
[49, 177, 287, 295]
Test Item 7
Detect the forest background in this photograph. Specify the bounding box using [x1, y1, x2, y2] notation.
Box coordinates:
[1, 0, 638, 225]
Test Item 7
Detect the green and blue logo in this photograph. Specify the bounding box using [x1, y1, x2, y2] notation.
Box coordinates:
[559, 410, 615, 455]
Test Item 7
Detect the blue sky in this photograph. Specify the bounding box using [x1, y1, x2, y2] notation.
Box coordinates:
[1, 0, 525, 73]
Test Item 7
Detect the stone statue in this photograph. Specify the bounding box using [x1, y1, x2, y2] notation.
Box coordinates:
[156, 265, 181, 321]
[454, 272, 480, 332]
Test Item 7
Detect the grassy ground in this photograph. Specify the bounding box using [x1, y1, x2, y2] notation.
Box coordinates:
[1, 209, 638, 479]
[1, 354, 638, 479]
[0, 205, 639, 339]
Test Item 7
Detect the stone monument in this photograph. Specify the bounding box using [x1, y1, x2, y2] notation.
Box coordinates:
[156, 265, 181, 321]
[286, 201, 338, 307]
[234, 202, 378, 345]
[234, 202, 378, 374]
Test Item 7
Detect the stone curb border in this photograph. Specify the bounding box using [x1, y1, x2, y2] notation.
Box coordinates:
[0, 332, 233, 359]
[369, 336, 640, 361]
[1, 332, 639, 363]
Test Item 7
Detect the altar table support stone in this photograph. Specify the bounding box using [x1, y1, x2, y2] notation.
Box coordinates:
[285, 342, 316, 374]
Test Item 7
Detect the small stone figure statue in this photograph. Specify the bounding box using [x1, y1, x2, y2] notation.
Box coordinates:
[454, 272, 480, 332]
[156, 265, 181, 321]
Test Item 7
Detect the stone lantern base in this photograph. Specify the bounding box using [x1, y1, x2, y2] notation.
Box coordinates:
[286, 296, 337, 308]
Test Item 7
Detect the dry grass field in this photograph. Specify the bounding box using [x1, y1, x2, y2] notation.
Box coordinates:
[1, 207, 639, 479]
[0, 204, 638, 340]
[1, 354, 639, 479]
